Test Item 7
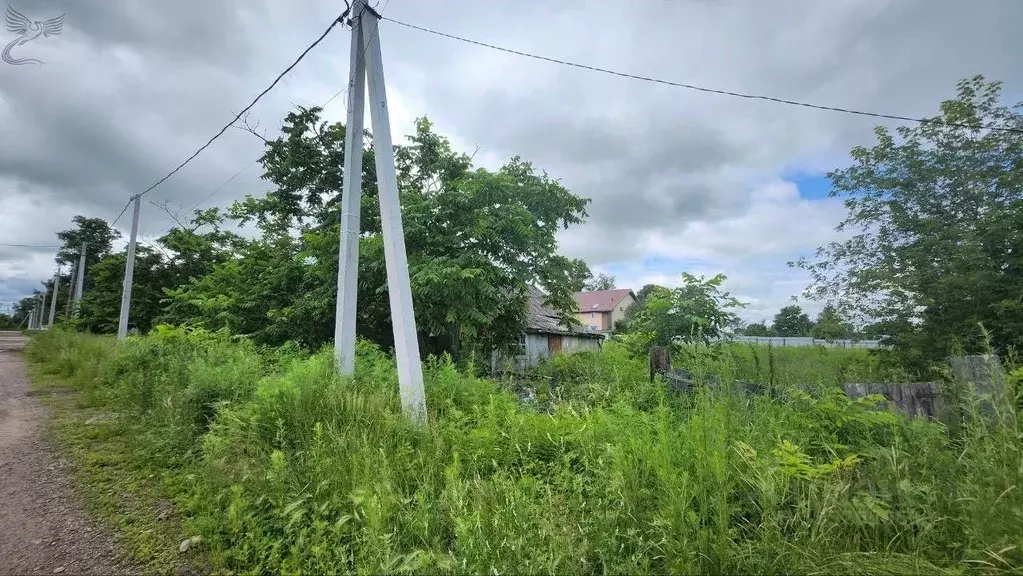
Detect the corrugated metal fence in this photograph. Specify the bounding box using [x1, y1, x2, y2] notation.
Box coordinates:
[722, 336, 886, 349]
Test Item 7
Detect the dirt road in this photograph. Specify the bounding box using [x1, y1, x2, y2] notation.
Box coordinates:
[0, 331, 132, 575]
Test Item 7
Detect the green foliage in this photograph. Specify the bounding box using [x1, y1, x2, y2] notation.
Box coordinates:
[669, 340, 913, 387]
[744, 321, 771, 337]
[627, 273, 745, 346]
[55, 215, 120, 278]
[584, 273, 616, 291]
[159, 112, 590, 359]
[772, 305, 813, 337]
[26, 330, 1023, 574]
[75, 247, 166, 334]
[28, 110, 590, 364]
[798, 75, 1023, 367]
[564, 258, 593, 292]
[812, 304, 852, 340]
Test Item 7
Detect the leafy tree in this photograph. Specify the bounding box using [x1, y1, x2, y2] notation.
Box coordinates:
[564, 258, 593, 293]
[69, 208, 239, 335]
[630, 273, 745, 346]
[621, 283, 662, 326]
[13, 294, 40, 325]
[744, 322, 771, 337]
[166, 110, 591, 357]
[772, 305, 813, 337]
[78, 246, 169, 334]
[859, 322, 888, 340]
[797, 76, 1023, 364]
[585, 273, 616, 291]
[811, 304, 849, 340]
[55, 216, 120, 289]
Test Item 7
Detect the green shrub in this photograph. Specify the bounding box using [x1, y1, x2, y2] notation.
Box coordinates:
[26, 328, 116, 397]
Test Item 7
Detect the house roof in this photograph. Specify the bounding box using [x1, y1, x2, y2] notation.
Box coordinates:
[526, 286, 604, 338]
[574, 289, 635, 313]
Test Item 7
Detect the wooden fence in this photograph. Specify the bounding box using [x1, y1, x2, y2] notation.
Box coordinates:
[657, 351, 1011, 422]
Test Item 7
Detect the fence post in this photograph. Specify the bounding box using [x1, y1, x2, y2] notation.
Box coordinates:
[949, 355, 1009, 419]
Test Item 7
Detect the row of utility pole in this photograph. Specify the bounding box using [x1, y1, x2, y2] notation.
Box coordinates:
[108, 1, 428, 423]
[26, 243, 88, 330]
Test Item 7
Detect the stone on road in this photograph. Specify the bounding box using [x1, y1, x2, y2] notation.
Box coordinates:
[0, 332, 133, 574]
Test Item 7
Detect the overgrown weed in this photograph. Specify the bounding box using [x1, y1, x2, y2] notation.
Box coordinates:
[25, 328, 1022, 574]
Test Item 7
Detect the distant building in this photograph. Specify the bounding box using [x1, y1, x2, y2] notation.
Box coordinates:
[574, 289, 636, 333]
[491, 287, 604, 374]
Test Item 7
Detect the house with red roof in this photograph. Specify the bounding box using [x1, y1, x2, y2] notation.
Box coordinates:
[574, 288, 637, 333]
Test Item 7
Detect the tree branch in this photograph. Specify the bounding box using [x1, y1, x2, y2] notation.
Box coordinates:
[232, 112, 269, 143]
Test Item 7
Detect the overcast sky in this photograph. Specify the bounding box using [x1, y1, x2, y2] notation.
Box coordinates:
[1, 0, 1020, 322]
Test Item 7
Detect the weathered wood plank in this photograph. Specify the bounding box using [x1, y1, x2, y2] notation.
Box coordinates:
[949, 354, 1010, 418]
[841, 381, 943, 418]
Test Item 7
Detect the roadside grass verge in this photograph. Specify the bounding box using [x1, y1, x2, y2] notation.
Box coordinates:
[26, 340, 208, 575]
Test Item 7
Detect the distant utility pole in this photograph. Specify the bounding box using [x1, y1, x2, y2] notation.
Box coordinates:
[38, 292, 47, 331]
[64, 261, 77, 318]
[334, 0, 427, 424]
[31, 293, 43, 330]
[117, 196, 141, 340]
[73, 242, 87, 318]
[47, 268, 60, 327]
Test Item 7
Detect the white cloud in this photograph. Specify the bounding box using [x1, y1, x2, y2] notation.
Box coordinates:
[593, 178, 847, 321]
[1, 0, 1020, 316]
[640, 179, 846, 262]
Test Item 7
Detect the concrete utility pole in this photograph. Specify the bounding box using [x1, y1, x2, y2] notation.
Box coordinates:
[117, 196, 141, 340]
[32, 293, 43, 330]
[64, 262, 76, 318]
[38, 292, 47, 331]
[47, 268, 60, 327]
[334, 1, 427, 424]
[334, 2, 367, 376]
[73, 242, 87, 318]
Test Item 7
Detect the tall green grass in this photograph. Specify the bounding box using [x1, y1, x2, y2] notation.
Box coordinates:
[26, 328, 1022, 574]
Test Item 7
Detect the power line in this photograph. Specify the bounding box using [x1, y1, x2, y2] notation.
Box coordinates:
[147, 1, 392, 246]
[0, 243, 60, 248]
[131, 11, 350, 203]
[111, 198, 133, 227]
[190, 158, 261, 215]
[152, 80, 351, 236]
[382, 17, 1023, 135]
[323, 86, 348, 108]
[153, 3, 387, 236]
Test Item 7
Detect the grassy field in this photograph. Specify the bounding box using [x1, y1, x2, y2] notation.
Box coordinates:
[25, 327, 1022, 574]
